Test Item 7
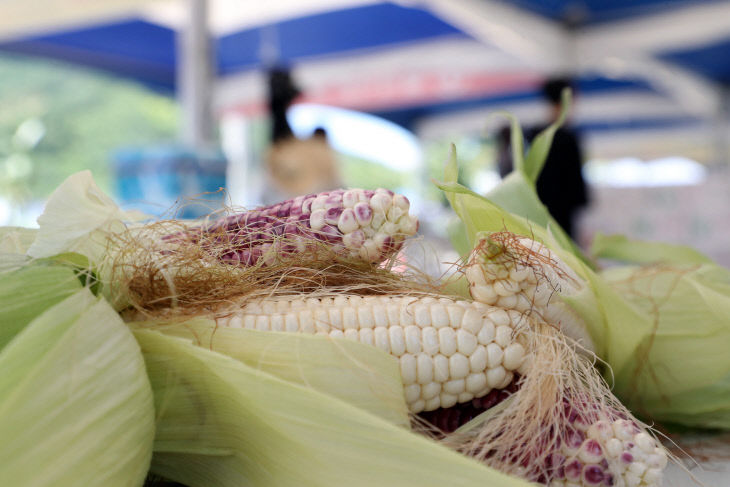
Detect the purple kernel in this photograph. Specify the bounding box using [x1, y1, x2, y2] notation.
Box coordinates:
[278, 201, 292, 217]
[565, 428, 585, 448]
[604, 473, 614, 486]
[324, 206, 343, 224]
[584, 439, 603, 457]
[620, 452, 633, 464]
[565, 460, 583, 480]
[583, 465, 604, 485]
[302, 197, 314, 214]
[325, 193, 343, 206]
[319, 224, 341, 241]
[354, 202, 372, 224]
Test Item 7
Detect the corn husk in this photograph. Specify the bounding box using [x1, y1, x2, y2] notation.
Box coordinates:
[0, 287, 155, 486]
[0, 263, 82, 349]
[134, 326, 530, 487]
[133, 317, 410, 427]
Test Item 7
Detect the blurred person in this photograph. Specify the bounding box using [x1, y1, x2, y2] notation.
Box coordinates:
[264, 68, 340, 201]
[495, 78, 589, 239]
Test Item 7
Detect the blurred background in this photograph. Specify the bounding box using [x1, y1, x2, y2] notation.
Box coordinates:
[1, 0, 730, 265]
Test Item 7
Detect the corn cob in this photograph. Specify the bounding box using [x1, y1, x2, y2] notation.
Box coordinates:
[177, 188, 419, 266]
[215, 294, 530, 413]
[464, 233, 595, 352]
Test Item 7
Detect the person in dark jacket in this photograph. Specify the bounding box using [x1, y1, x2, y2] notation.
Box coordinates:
[529, 78, 589, 239]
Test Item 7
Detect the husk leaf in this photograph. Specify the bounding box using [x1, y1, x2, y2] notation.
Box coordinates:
[132, 318, 410, 427]
[135, 327, 531, 487]
[0, 288, 155, 486]
[591, 233, 714, 266]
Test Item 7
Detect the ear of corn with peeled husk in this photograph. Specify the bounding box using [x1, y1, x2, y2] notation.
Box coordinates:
[436, 95, 730, 430]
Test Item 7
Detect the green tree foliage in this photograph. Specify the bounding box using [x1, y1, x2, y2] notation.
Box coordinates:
[0, 54, 178, 205]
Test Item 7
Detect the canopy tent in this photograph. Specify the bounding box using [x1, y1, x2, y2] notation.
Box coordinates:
[1, 0, 729, 161]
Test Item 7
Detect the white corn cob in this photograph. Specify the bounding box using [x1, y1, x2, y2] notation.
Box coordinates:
[173, 188, 419, 265]
[464, 234, 595, 352]
[216, 295, 529, 413]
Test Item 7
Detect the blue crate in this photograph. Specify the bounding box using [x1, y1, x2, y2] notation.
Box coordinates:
[113, 146, 227, 219]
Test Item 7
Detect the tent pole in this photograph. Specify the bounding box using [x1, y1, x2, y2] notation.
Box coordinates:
[177, 0, 214, 150]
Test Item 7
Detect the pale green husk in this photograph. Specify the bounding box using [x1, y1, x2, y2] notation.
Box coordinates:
[0, 287, 155, 486]
[135, 327, 530, 487]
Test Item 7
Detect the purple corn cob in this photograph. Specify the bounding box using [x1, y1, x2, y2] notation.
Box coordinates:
[422, 392, 667, 487]
[184, 188, 418, 266]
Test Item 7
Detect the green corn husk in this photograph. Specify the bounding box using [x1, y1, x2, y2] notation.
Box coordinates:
[435, 98, 730, 429]
[0, 263, 82, 349]
[134, 326, 530, 487]
[0, 287, 155, 486]
[134, 317, 410, 426]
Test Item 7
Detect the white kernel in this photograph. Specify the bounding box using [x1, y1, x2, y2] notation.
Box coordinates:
[410, 399, 426, 414]
[421, 327, 439, 355]
[393, 193, 410, 211]
[605, 438, 623, 458]
[647, 452, 667, 469]
[460, 307, 483, 334]
[359, 240, 380, 261]
[430, 304, 450, 328]
[488, 308, 510, 327]
[470, 285, 499, 305]
[385, 302, 400, 325]
[343, 328, 359, 341]
[284, 313, 298, 332]
[502, 343, 526, 370]
[228, 315, 243, 328]
[244, 314, 256, 329]
[449, 353, 470, 379]
[509, 266, 531, 282]
[255, 315, 270, 331]
[342, 307, 358, 329]
[458, 392, 474, 403]
[381, 221, 399, 236]
[337, 208, 360, 233]
[358, 328, 374, 347]
[486, 366, 507, 389]
[635, 432, 656, 454]
[440, 393, 458, 408]
[329, 329, 344, 339]
[412, 304, 431, 327]
[466, 373, 488, 393]
[370, 192, 392, 212]
[371, 212, 385, 230]
[314, 309, 330, 333]
[624, 472, 642, 487]
[517, 355, 532, 375]
[643, 468, 663, 484]
[388, 326, 406, 356]
[498, 371, 514, 389]
[404, 325, 422, 354]
[495, 325, 514, 348]
[328, 307, 343, 329]
[417, 354, 434, 384]
[387, 205, 404, 222]
[372, 305, 388, 327]
[421, 382, 441, 400]
[578, 441, 603, 464]
[400, 354, 417, 385]
[374, 327, 390, 352]
[299, 310, 316, 333]
[404, 383, 421, 403]
[261, 301, 277, 314]
[433, 354, 450, 383]
[496, 294, 519, 309]
[485, 343, 504, 368]
[477, 321, 496, 345]
[628, 462, 646, 477]
[613, 420, 636, 441]
[465, 264, 487, 285]
[456, 329, 478, 356]
[270, 315, 284, 332]
[309, 209, 326, 230]
[443, 379, 465, 395]
[438, 327, 457, 356]
[399, 304, 415, 326]
[356, 305, 375, 328]
[423, 397, 442, 412]
[446, 305, 465, 327]
[343, 189, 359, 208]
[469, 345, 488, 372]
